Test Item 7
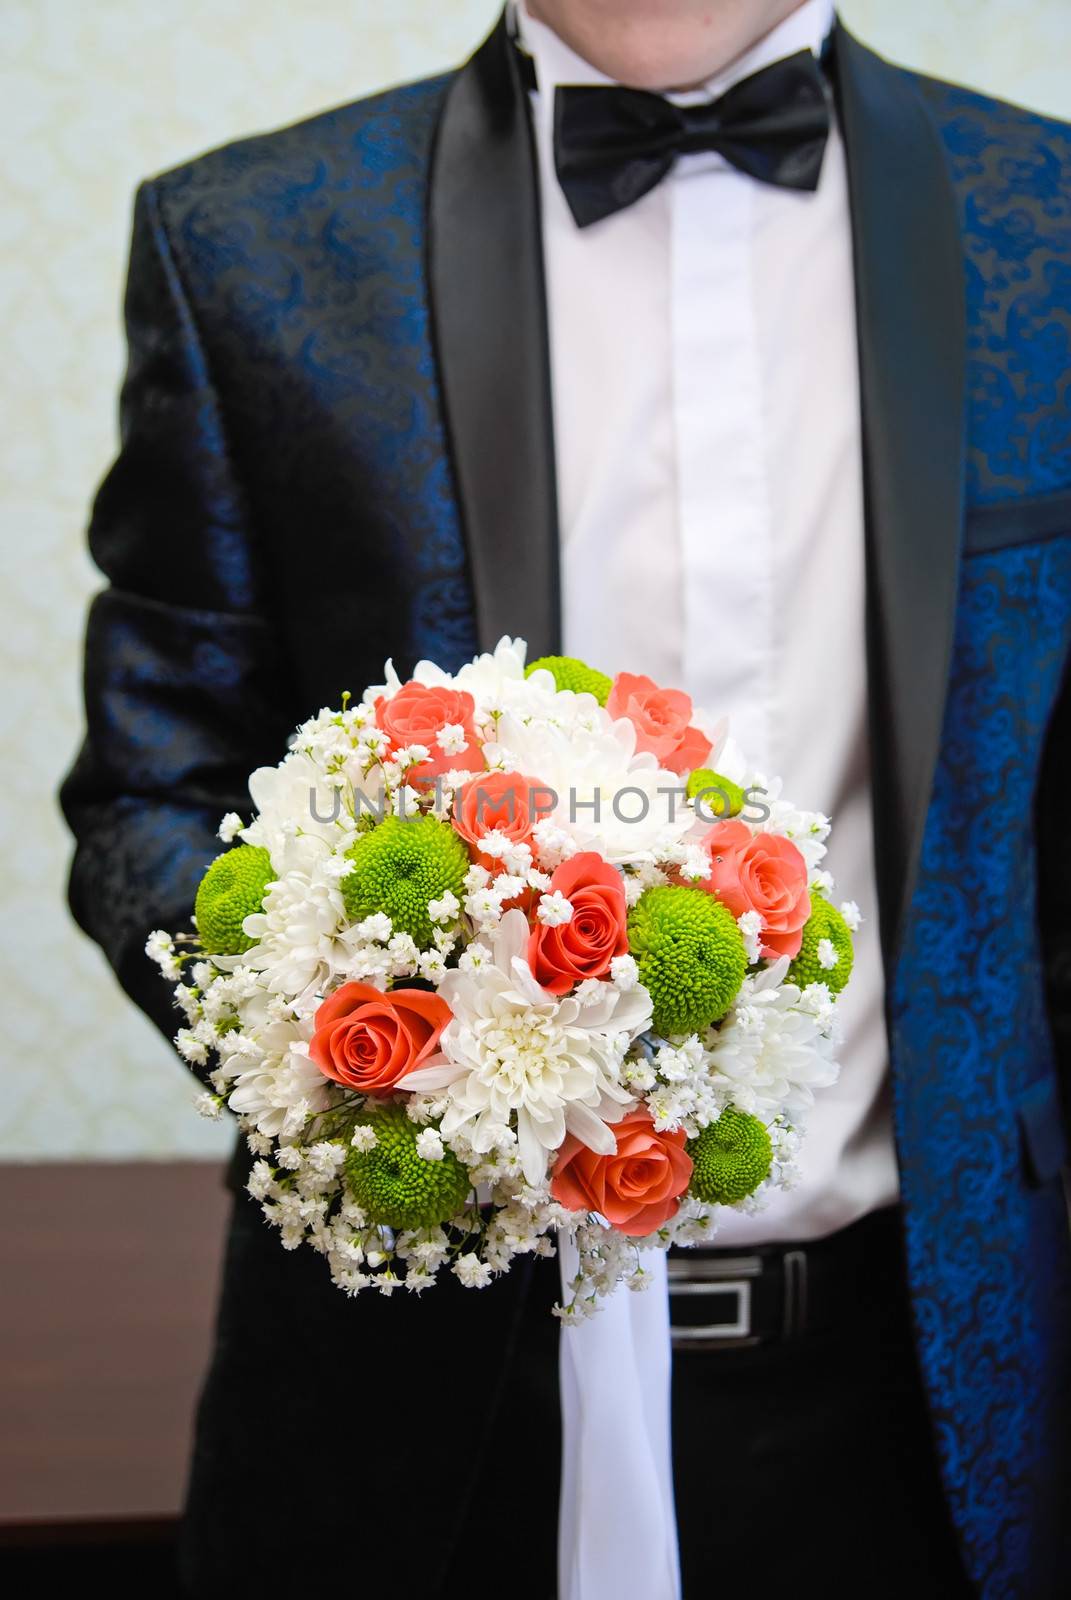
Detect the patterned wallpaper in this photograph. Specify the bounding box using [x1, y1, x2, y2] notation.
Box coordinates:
[1, 0, 1067, 1158]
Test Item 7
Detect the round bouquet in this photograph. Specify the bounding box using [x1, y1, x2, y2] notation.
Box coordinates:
[148, 638, 858, 1315]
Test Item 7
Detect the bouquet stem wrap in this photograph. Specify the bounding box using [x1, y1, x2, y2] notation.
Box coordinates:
[558, 1244, 680, 1600]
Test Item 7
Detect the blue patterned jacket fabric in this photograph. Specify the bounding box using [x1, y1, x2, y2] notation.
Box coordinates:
[61, 27, 1071, 1600]
[895, 74, 1071, 1597]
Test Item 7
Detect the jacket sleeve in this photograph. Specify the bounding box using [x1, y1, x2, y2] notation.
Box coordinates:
[60, 178, 299, 1058]
[1037, 644, 1071, 1132]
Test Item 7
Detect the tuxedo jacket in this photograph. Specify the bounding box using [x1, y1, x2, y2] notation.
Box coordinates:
[61, 13, 1071, 1595]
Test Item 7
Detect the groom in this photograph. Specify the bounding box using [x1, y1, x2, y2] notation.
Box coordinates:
[62, 1, 1071, 1595]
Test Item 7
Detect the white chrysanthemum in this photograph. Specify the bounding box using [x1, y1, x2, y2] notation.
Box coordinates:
[453, 635, 529, 702]
[241, 753, 350, 874]
[708, 729, 751, 786]
[482, 711, 692, 866]
[399, 910, 651, 1184]
[242, 867, 346, 995]
[452, 637, 608, 729]
[228, 1039, 333, 1137]
[364, 657, 451, 703]
[366, 637, 530, 712]
[706, 962, 840, 1120]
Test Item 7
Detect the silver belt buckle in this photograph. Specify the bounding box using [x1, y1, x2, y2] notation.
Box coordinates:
[667, 1254, 763, 1351]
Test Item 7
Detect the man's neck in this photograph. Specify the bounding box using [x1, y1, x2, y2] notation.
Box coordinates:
[523, 0, 812, 92]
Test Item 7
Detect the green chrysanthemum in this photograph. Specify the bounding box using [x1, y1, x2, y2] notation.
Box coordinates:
[525, 654, 613, 705]
[343, 1103, 471, 1229]
[688, 1107, 773, 1206]
[627, 885, 747, 1036]
[194, 844, 274, 955]
[788, 896, 854, 995]
[341, 813, 469, 948]
[685, 768, 746, 819]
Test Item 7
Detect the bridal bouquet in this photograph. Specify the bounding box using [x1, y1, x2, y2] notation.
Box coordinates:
[148, 638, 858, 1314]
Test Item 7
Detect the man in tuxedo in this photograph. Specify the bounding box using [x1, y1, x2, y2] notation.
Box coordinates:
[62, 1, 1071, 1595]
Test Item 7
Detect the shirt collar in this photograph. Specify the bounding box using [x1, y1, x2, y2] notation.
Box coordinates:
[512, 0, 835, 101]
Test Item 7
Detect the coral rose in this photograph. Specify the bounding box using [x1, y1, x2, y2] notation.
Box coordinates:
[528, 852, 628, 994]
[551, 1108, 693, 1236]
[699, 819, 811, 960]
[375, 681, 482, 782]
[605, 672, 712, 776]
[309, 982, 450, 1096]
[453, 770, 547, 873]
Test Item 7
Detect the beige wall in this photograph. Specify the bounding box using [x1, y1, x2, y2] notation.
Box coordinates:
[1, 0, 1068, 1158]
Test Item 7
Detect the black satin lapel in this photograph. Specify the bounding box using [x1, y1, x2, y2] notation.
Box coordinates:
[832, 23, 966, 973]
[428, 12, 561, 656]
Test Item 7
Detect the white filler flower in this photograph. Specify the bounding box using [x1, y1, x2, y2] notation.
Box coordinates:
[707, 961, 840, 1120]
[229, 1038, 334, 1137]
[399, 909, 652, 1184]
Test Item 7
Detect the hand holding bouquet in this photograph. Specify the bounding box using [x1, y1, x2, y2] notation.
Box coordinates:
[149, 639, 858, 1315]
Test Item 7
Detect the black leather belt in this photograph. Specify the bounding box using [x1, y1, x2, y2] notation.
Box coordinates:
[668, 1204, 903, 1351]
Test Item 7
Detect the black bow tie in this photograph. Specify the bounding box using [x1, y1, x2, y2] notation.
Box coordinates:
[551, 50, 832, 228]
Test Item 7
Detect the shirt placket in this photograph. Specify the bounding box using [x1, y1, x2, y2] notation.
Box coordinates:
[670, 158, 773, 770]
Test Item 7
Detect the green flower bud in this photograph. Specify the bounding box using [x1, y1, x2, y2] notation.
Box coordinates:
[788, 896, 854, 995]
[344, 1103, 471, 1229]
[341, 813, 469, 948]
[688, 1107, 773, 1206]
[525, 654, 613, 705]
[627, 885, 746, 1036]
[685, 768, 746, 819]
[194, 845, 274, 955]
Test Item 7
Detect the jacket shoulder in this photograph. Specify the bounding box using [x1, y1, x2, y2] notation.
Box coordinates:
[910, 69, 1071, 205]
[910, 68, 1071, 143]
[144, 71, 455, 227]
[905, 71, 1071, 505]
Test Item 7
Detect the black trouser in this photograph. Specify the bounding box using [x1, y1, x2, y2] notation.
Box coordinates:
[180, 1195, 967, 1598]
[671, 1208, 972, 1598]
[178, 1190, 562, 1599]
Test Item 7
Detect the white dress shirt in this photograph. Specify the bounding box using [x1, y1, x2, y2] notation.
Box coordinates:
[517, 0, 900, 1246]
